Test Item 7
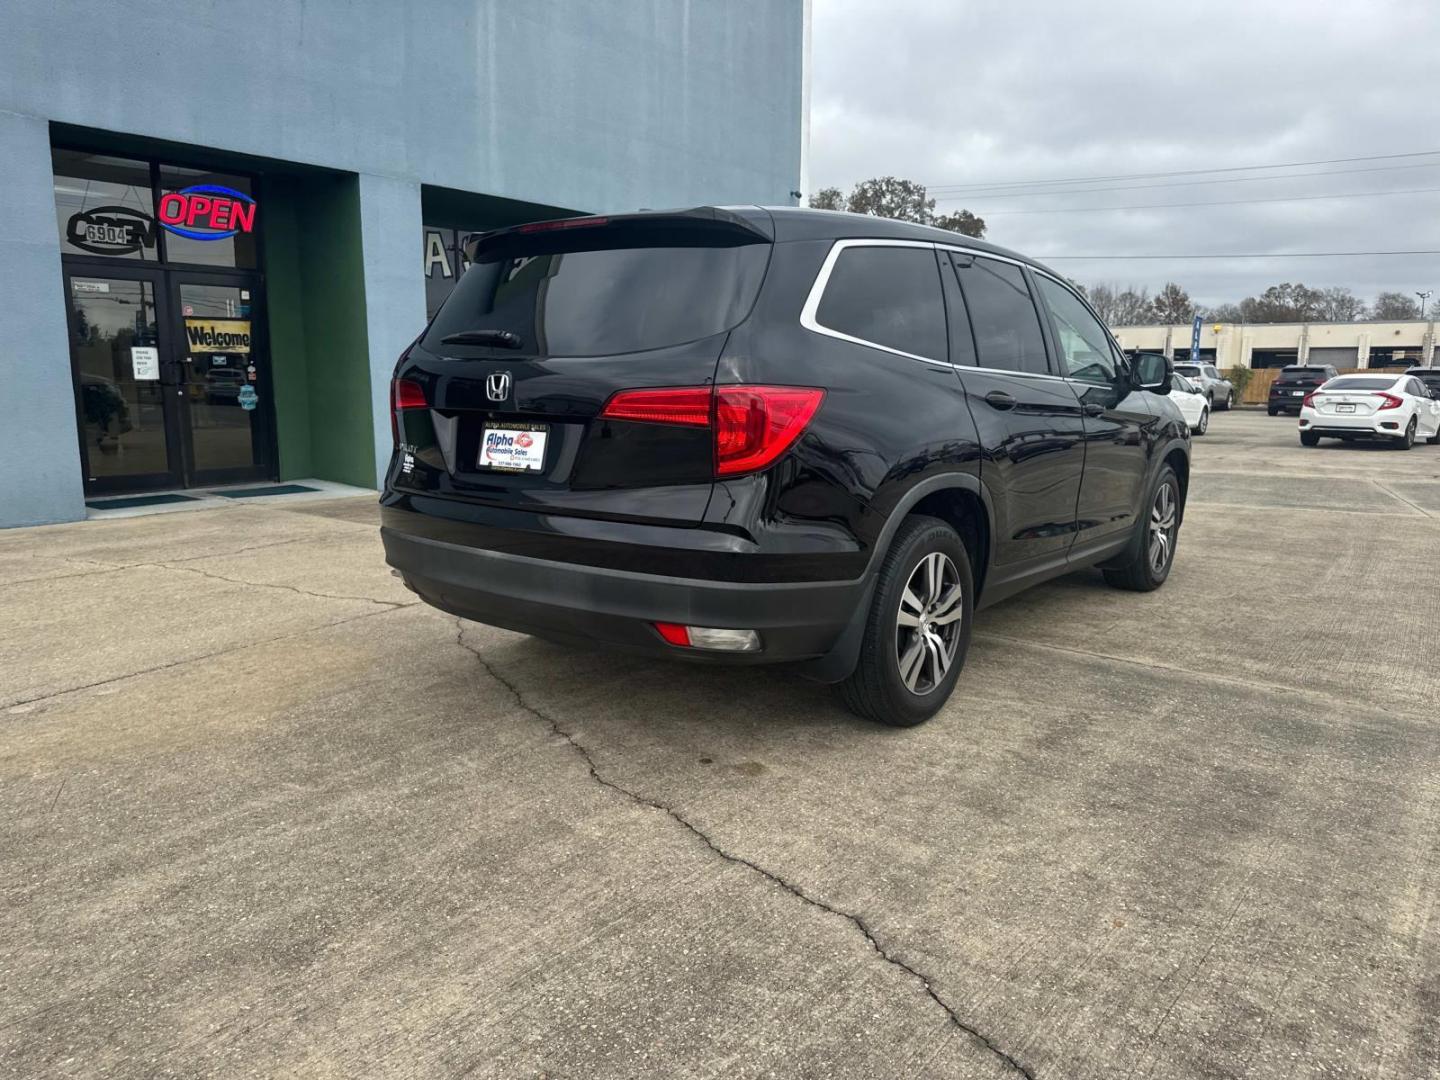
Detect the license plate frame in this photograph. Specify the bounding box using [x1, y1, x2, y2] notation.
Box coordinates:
[477, 422, 549, 473]
[1335, 403, 1356, 413]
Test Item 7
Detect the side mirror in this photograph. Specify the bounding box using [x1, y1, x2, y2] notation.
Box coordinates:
[1133, 353, 1171, 394]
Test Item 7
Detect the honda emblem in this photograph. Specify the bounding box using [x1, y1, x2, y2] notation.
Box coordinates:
[486, 371, 511, 402]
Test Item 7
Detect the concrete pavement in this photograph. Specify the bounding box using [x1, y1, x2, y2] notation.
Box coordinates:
[3, 410, 1439, 1078]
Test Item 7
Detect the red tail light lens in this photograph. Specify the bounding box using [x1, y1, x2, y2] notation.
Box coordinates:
[653, 622, 691, 647]
[1302, 392, 1318, 408]
[714, 386, 826, 476]
[599, 385, 825, 477]
[1376, 393, 1403, 410]
[599, 387, 711, 426]
[391, 377, 427, 443]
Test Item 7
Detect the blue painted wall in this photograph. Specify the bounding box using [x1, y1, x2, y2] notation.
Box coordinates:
[0, 0, 806, 526]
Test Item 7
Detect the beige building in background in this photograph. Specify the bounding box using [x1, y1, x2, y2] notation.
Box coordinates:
[1112, 319, 1437, 370]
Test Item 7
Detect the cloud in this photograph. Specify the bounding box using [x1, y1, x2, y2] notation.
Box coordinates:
[809, 0, 1440, 306]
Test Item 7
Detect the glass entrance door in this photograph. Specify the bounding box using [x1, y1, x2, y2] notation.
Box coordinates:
[172, 276, 274, 486]
[66, 267, 183, 494]
[65, 267, 276, 494]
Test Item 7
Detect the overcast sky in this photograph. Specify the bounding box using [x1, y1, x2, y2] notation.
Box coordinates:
[808, 0, 1440, 308]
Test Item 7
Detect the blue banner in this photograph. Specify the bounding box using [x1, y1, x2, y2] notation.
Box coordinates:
[1190, 316, 1202, 363]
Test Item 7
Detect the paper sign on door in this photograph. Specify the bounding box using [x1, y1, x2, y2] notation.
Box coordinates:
[131, 346, 160, 381]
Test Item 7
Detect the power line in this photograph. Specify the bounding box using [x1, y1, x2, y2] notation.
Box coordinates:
[1036, 250, 1440, 260]
[925, 149, 1440, 193]
[931, 160, 1440, 201]
[976, 185, 1440, 216]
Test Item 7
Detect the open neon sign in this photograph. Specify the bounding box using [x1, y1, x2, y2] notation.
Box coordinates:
[158, 185, 257, 241]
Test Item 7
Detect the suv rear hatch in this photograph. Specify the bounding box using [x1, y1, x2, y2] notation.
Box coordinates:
[393, 208, 774, 526]
[1271, 367, 1331, 400]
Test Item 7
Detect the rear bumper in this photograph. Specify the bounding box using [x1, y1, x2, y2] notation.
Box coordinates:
[382, 526, 868, 666]
[1300, 411, 1402, 436]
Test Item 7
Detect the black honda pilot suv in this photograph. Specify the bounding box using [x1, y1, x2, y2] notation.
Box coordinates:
[382, 207, 1189, 726]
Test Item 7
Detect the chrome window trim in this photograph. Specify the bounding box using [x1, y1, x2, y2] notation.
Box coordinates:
[799, 238, 953, 367]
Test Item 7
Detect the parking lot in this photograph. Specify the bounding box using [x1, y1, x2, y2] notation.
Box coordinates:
[3, 409, 1439, 1079]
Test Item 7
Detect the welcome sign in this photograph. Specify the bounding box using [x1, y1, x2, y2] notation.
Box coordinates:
[185, 318, 252, 353]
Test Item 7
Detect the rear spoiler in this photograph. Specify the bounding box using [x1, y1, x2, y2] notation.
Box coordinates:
[465, 206, 774, 262]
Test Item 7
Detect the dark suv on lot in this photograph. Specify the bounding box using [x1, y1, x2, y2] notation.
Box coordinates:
[1268, 364, 1339, 415]
[381, 207, 1190, 726]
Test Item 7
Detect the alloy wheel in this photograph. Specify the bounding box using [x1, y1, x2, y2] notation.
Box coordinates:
[1149, 481, 1178, 575]
[895, 551, 963, 695]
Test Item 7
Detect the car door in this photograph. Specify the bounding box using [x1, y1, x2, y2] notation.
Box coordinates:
[1410, 377, 1440, 434]
[1030, 272, 1156, 556]
[940, 251, 1085, 579]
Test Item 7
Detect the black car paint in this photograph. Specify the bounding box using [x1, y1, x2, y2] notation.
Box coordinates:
[381, 207, 1190, 677]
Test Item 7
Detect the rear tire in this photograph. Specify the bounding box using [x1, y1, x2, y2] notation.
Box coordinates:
[1103, 466, 1181, 592]
[1427, 425, 1440, 445]
[1195, 408, 1209, 436]
[1396, 417, 1417, 450]
[1267, 407, 1279, 417]
[1300, 430, 1320, 447]
[837, 515, 973, 728]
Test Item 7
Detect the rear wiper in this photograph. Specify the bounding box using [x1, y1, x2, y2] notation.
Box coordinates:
[440, 329, 524, 349]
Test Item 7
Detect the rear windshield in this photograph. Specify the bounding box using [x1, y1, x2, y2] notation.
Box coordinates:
[423, 229, 769, 357]
[1173, 365, 1202, 377]
[1276, 368, 1330, 383]
[1323, 377, 1394, 391]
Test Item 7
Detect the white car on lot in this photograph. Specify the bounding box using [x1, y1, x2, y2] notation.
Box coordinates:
[1299, 373, 1440, 449]
[1169, 373, 1210, 435]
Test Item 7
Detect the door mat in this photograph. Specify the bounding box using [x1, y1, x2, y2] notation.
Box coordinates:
[85, 493, 201, 510]
[212, 484, 321, 499]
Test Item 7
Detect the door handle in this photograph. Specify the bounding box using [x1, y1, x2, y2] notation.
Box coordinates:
[984, 390, 1016, 411]
[1082, 403, 1105, 417]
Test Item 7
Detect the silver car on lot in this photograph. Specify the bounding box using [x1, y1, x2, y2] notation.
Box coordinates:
[1173, 361, 1235, 410]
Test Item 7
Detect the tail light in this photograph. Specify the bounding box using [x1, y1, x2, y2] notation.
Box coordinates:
[391, 377, 427, 444]
[600, 384, 825, 477]
[1302, 392, 1318, 408]
[1376, 393, 1403, 410]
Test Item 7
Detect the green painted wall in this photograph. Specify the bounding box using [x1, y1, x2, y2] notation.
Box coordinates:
[261, 177, 312, 480]
[261, 173, 375, 488]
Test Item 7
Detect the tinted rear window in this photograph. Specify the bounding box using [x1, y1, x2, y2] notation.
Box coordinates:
[1174, 365, 1202, 377]
[1276, 368, 1330, 384]
[1323, 377, 1395, 391]
[424, 233, 769, 357]
[815, 245, 946, 360]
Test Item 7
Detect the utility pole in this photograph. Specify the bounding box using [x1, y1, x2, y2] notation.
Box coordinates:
[1417, 290, 1433, 319]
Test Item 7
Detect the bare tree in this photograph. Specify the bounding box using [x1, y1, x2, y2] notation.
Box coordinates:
[1314, 286, 1367, 321]
[1369, 291, 1422, 320]
[1151, 282, 1196, 324]
[1238, 283, 1324, 323]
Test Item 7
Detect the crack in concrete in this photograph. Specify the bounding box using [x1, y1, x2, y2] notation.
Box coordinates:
[149, 560, 413, 609]
[453, 621, 1035, 1080]
[5, 607, 407, 711]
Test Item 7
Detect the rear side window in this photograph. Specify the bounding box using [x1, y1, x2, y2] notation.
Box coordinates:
[814, 245, 946, 360]
[424, 234, 769, 357]
[951, 255, 1051, 375]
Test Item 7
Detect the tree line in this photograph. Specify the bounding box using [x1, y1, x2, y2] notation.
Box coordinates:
[807, 177, 1430, 326]
[1076, 281, 1429, 327]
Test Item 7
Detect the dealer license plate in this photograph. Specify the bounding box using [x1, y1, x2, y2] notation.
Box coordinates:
[1336, 404, 1355, 413]
[1292, 390, 1304, 396]
[478, 422, 549, 472]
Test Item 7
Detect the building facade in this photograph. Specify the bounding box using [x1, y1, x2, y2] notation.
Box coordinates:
[0, 1, 808, 528]
[1112, 319, 1437, 371]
